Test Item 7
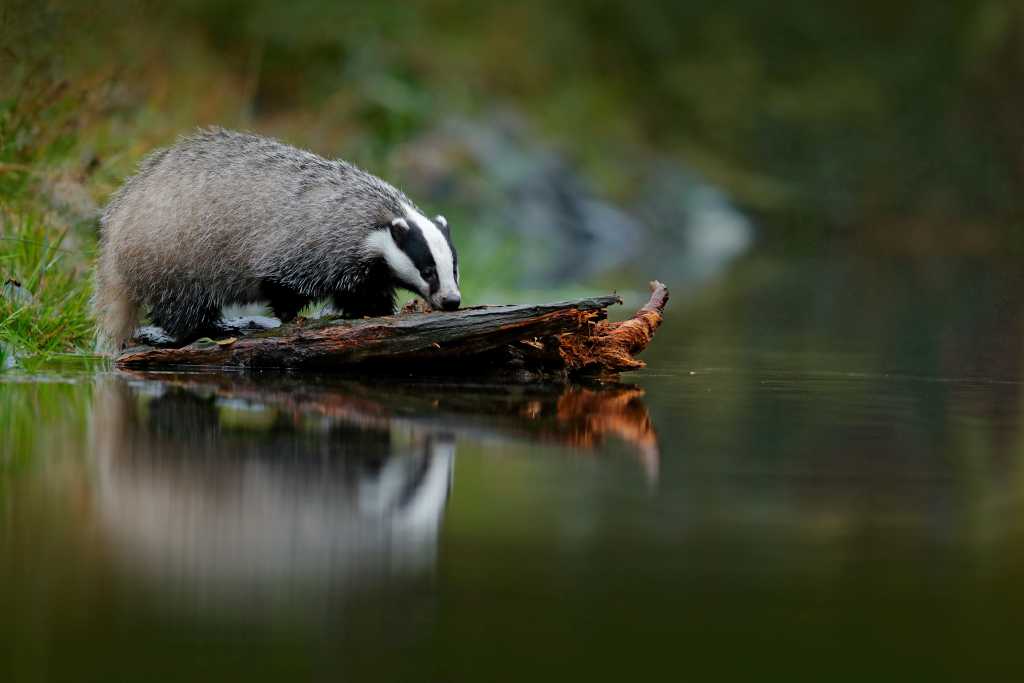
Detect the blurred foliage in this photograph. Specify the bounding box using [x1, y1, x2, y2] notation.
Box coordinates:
[2, 0, 1023, 237]
[169, 0, 1024, 236]
[159, 0, 1024, 236]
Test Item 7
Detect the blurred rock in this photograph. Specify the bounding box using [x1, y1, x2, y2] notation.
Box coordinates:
[631, 162, 754, 284]
[396, 113, 752, 287]
[397, 115, 642, 284]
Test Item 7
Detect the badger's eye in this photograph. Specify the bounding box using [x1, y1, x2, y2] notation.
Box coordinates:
[422, 266, 436, 280]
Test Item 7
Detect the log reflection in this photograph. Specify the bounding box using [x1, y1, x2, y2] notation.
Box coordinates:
[113, 370, 660, 476]
[90, 372, 660, 610]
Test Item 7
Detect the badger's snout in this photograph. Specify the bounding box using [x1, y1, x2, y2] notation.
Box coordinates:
[430, 291, 460, 311]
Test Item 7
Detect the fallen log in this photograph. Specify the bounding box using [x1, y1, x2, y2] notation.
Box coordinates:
[116, 281, 669, 377]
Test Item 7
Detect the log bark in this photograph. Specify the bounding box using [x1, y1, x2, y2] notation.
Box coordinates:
[116, 281, 669, 377]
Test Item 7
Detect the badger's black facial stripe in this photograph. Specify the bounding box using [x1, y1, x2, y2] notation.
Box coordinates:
[395, 223, 440, 294]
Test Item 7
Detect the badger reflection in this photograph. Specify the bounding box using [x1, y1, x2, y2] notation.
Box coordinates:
[92, 373, 660, 611]
[93, 378, 453, 606]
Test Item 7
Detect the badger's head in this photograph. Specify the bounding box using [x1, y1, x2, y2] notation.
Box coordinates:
[372, 204, 461, 311]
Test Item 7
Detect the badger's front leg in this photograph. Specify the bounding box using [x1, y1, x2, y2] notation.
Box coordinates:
[332, 287, 396, 319]
[260, 280, 310, 323]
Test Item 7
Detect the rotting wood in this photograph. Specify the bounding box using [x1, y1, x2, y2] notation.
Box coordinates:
[116, 281, 669, 376]
[559, 280, 669, 373]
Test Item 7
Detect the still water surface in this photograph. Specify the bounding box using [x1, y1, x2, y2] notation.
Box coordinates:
[3, 253, 1024, 681]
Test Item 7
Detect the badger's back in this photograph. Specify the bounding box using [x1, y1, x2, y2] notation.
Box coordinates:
[102, 128, 405, 290]
[94, 128, 408, 349]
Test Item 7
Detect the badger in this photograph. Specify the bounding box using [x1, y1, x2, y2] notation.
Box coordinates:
[93, 127, 460, 350]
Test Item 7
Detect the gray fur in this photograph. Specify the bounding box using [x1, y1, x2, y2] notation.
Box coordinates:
[94, 127, 448, 350]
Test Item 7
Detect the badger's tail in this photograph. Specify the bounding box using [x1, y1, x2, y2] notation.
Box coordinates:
[92, 249, 139, 354]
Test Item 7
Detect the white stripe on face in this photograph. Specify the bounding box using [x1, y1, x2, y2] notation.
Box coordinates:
[402, 203, 459, 305]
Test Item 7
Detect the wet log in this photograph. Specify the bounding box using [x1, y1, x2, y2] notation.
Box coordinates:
[116, 281, 669, 376]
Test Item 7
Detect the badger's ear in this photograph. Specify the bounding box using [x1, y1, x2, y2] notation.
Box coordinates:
[389, 217, 410, 242]
[434, 215, 448, 231]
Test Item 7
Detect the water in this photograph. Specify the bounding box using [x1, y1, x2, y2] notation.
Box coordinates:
[4, 252, 1024, 681]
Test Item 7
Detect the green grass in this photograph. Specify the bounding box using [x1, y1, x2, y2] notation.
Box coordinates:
[0, 31, 104, 369]
[0, 210, 96, 366]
